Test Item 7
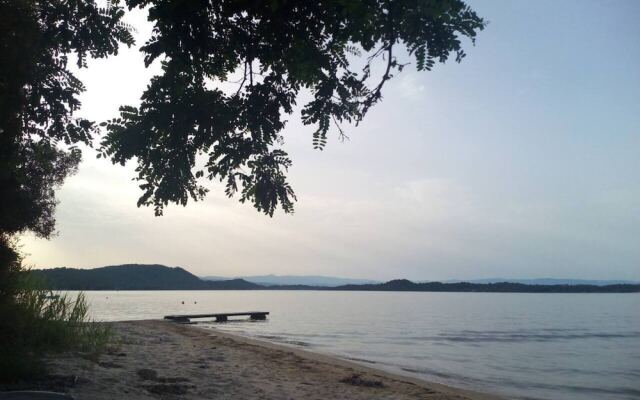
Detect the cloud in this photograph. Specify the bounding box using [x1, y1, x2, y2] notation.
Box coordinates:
[393, 74, 427, 99]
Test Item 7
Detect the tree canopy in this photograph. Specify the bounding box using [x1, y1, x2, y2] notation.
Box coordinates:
[0, 0, 133, 240]
[0, 1, 134, 377]
[1, 0, 484, 251]
[0, 1, 485, 381]
[101, 0, 485, 216]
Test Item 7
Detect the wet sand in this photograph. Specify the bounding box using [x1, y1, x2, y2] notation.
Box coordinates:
[42, 320, 500, 399]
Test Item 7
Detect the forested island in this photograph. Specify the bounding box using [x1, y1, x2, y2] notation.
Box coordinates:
[34, 264, 640, 293]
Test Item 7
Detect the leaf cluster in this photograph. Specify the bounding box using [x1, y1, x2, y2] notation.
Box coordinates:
[100, 0, 485, 216]
[0, 0, 134, 237]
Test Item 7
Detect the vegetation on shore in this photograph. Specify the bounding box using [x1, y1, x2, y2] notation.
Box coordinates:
[0, 248, 110, 382]
[0, 0, 127, 383]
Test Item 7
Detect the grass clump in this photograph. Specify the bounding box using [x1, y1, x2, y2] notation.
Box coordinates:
[0, 249, 110, 383]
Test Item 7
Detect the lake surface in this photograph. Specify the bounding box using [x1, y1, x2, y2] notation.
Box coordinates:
[78, 291, 639, 400]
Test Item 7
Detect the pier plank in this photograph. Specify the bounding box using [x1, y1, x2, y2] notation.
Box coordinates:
[164, 311, 269, 323]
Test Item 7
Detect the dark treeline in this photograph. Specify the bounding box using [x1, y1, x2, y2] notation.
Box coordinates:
[34, 265, 640, 293]
[331, 279, 640, 293]
[33, 265, 261, 291]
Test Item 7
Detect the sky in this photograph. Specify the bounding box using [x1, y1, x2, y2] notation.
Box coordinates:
[21, 0, 640, 281]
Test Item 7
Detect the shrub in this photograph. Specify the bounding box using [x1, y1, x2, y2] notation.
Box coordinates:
[0, 249, 110, 382]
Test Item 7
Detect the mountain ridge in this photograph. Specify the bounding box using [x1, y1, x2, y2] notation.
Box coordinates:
[33, 264, 261, 290]
[201, 274, 380, 287]
[32, 264, 640, 293]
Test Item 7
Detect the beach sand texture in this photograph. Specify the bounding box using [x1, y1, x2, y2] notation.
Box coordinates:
[42, 320, 500, 400]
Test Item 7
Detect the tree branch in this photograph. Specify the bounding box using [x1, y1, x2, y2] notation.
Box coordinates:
[235, 60, 248, 96]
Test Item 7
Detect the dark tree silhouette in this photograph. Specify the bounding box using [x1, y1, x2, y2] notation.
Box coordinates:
[0, 2, 483, 377]
[0, 0, 134, 380]
[0, 0, 134, 242]
[100, 0, 485, 216]
[1, 0, 484, 253]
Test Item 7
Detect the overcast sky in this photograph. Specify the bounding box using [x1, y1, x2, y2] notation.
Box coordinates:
[22, 0, 640, 280]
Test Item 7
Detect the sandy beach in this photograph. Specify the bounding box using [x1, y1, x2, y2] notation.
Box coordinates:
[25, 320, 500, 399]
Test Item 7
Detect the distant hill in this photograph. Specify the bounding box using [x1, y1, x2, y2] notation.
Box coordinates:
[334, 279, 640, 293]
[32, 264, 640, 293]
[440, 278, 639, 286]
[201, 274, 380, 287]
[33, 264, 261, 290]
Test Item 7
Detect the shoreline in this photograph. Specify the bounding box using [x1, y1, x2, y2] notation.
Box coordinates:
[201, 323, 500, 399]
[32, 319, 501, 399]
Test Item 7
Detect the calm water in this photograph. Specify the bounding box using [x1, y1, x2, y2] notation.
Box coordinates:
[78, 291, 640, 400]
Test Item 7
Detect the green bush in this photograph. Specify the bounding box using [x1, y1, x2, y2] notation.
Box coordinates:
[0, 261, 110, 383]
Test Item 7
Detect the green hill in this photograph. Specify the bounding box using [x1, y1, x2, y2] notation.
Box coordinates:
[31, 264, 640, 293]
[33, 264, 260, 290]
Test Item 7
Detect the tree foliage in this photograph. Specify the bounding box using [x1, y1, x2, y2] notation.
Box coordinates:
[0, 0, 134, 239]
[0, 4, 484, 377]
[1, 3, 131, 381]
[100, 0, 485, 216]
[1, 0, 484, 244]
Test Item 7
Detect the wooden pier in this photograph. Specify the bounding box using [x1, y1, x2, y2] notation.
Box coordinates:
[164, 311, 269, 323]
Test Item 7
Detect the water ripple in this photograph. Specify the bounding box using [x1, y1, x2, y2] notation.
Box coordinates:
[404, 330, 640, 343]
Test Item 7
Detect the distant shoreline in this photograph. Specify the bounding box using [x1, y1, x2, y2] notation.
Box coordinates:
[54, 286, 640, 293]
[33, 265, 640, 293]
